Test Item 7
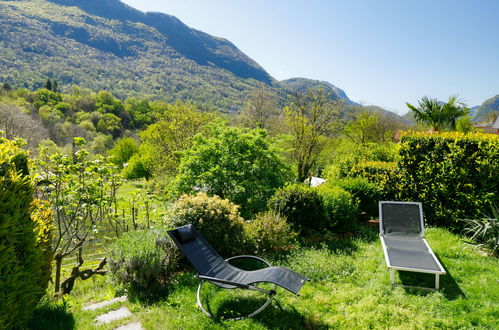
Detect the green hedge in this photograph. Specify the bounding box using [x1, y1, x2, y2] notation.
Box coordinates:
[0, 138, 51, 329]
[349, 161, 398, 200]
[333, 177, 381, 221]
[397, 132, 499, 229]
[268, 183, 325, 232]
[316, 184, 358, 230]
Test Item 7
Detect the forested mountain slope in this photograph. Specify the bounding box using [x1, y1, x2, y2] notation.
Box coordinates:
[0, 0, 406, 120]
[0, 0, 273, 111]
[472, 94, 499, 122]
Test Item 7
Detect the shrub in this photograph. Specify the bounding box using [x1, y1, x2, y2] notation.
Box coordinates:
[461, 205, 498, 255]
[107, 229, 179, 298]
[397, 132, 499, 229]
[349, 161, 398, 200]
[317, 185, 358, 230]
[122, 153, 150, 179]
[268, 183, 325, 232]
[165, 193, 246, 257]
[31, 199, 55, 294]
[333, 177, 381, 221]
[0, 138, 48, 329]
[245, 211, 297, 256]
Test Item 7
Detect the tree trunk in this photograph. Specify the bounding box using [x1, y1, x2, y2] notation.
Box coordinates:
[54, 255, 63, 293]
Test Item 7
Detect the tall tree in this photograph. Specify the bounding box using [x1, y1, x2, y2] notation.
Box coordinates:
[139, 101, 213, 177]
[284, 88, 342, 182]
[238, 87, 279, 130]
[170, 123, 292, 217]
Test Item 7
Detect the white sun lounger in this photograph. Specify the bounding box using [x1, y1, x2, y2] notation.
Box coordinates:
[379, 201, 446, 290]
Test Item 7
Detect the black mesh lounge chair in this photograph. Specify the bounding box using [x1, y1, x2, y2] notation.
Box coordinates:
[168, 224, 308, 320]
[379, 201, 446, 290]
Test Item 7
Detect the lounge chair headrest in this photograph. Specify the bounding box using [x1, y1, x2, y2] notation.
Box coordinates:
[174, 224, 197, 243]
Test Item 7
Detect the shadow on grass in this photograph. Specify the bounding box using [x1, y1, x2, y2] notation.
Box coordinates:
[207, 296, 328, 329]
[398, 255, 465, 300]
[28, 297, 75, 330]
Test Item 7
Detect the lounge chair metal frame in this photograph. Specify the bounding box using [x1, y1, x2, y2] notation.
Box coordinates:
[379, 201, 446, 290]
[195, 255, 277, 320]
[168, 224, 307, 320]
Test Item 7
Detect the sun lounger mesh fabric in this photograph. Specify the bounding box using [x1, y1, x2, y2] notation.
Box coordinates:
[383, 236, 440, 271]
[381, 203, 422, 236]
[168, 224, 307, 295]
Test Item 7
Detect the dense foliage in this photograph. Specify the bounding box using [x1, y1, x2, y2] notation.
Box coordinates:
[316, 184, 358, 230]
[244, 211, 297, 256]
[170, 124, 292, 217]
[165, 193, 246, 257]
[108, 229, 179, 299]
[268, 183, 326, 232]
[397, 132, 499, 229]
[0, 138, 50, 329]
[330, 177, 380, 221]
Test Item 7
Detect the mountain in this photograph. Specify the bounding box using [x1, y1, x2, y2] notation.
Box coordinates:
[280, 78, 359, 105]
[472, 95, 499, 122]
[0, 0, 395, 116]
[0, 0, 274, 111]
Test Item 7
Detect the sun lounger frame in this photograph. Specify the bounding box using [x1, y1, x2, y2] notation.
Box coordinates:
[379, 201, 446, 290]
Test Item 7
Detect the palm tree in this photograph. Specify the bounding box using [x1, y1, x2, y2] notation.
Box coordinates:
[442, 95, 469, 130]
[406, 95, 468, 131]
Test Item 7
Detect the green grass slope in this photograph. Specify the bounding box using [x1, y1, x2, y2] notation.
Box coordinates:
[30, 227, 499, 329]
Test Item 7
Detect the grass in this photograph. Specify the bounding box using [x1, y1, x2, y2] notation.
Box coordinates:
[31, 226, 499, 329]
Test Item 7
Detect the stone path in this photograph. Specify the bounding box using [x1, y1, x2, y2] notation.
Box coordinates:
[83, 296, 128, 311]
[83, 296, 144, 329]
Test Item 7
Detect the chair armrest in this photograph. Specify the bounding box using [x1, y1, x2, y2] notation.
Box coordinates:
[225, 255, 272, 267]
[196, 275, 250, 289]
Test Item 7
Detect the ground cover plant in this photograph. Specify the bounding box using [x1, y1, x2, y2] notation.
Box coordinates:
[29, 226, 499, 329]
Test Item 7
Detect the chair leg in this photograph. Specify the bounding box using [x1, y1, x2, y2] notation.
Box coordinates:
[435, 274, 440, 290]
[390, 268, 395, 285]
[196, 280, 276, 320]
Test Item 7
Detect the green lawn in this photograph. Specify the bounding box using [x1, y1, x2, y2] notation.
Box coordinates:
[31, 227, 498, 329]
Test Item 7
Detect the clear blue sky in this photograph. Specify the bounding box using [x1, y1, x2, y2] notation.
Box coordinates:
[121, 0, 499, 114]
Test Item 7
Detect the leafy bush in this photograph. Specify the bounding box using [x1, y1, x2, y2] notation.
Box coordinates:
[333, 177, 381, 221]
[268, 183, 325, 232]
[461, 205, 498, 255]
[31, 199, 55, 294]
[169, 124, 292, 218]
[244, 211, 297, 256]
[0, 138, 48, 329]
[109, 137, 139, 167]
[107, 229, 179, 298]
[317, 184, 358, 230]
[349, 161, 398, 200]
[122, 153, 150, 179]
[165, 193, 246, 257]
[397, 132, 499, 229]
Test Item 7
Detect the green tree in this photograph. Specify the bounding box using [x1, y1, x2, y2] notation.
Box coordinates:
[35, 138, 120, 294]
[109, 137, 139, 167]
[170, 123, 292, 217]
[284, 88, 342, 182]
[96, 91, 124, 115]
[406, 95, 468, 131]
[124, 97, 154, 128]
[238, 86, 279, 130]
[139, 101, 213, 177]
